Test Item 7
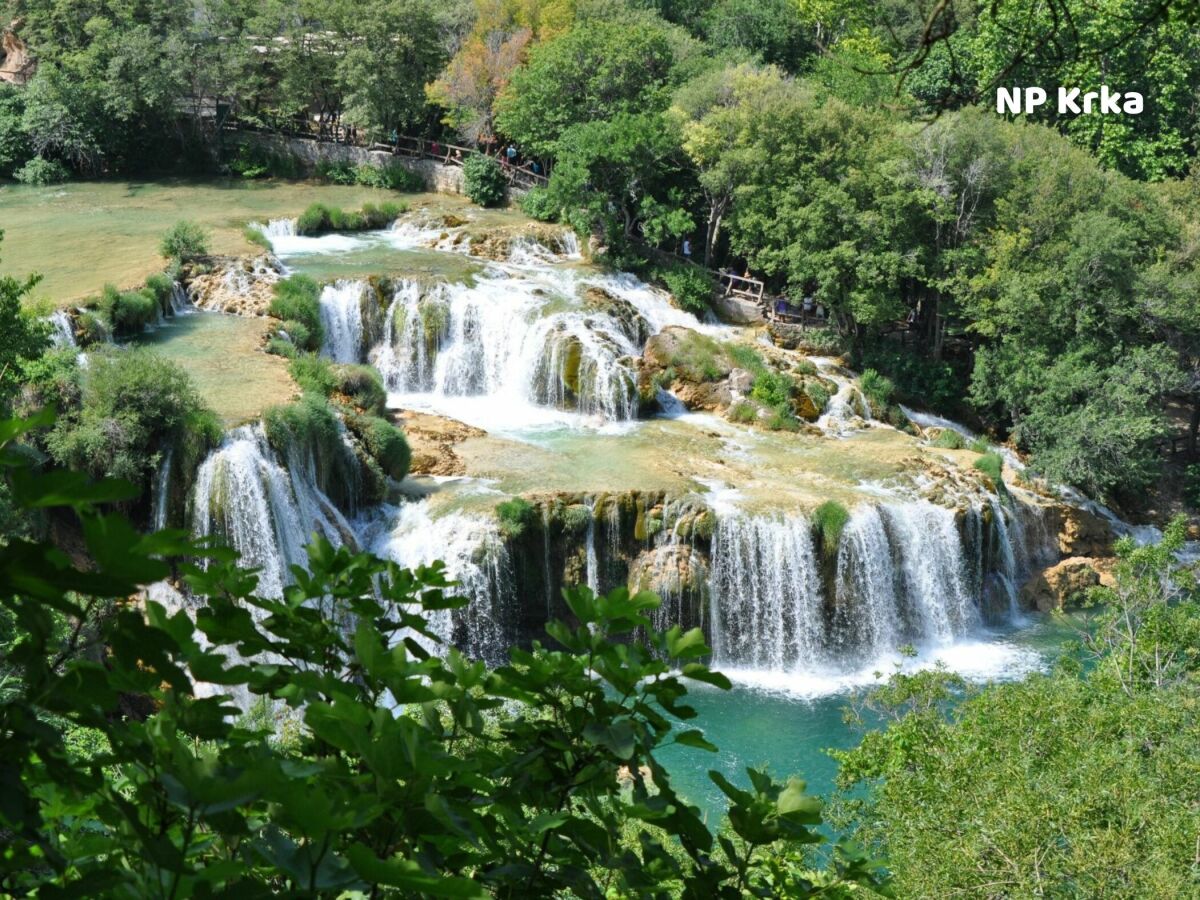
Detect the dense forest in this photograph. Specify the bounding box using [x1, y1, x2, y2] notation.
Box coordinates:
[3, 0, 1200, 896]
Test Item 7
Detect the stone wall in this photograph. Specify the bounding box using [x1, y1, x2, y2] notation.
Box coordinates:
[233, 132, 466, 195]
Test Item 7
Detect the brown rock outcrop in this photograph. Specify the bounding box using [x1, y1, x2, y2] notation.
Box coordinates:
[392, 410, 485, 476]
[1018, 557, 1115, 612]
[1, 19, 36, 86]
[184, 256, 282, 317]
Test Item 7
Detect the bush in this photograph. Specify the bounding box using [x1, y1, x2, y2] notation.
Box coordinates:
[265, 336, 298, 358]
[858, 345, 965, 413]
[858, 368, 895, 415]
[812, 500, 849, 557]
[75, 311, 111, 347]
[751, 370, 795, 410]
[43, 347, 220, 494]
[243, 225, 271, 250]
[315, 159, 357, 184]
[974, 451, 1004, 489]
[268, 276, 323, 351]
[656, 262, 715, 315]
[334, 363, 386, 414]
[14, 156, 69, 185]
[521, 185, 559, 221]
[463, 153, 507, 207]
[728, 400, 758, 423]
[159, 221, 210, 260]
[668, 331, 728, 383]
[295, 202, 405, 235]
[229, 143, 301, 179]
[496, 497, 537, 538]
[355, 414, 410, 481]
[804, 381, 830, 414]
[933, 429, 966, 449]
[353, 162, 425, 192]
[263, 394, 360, 511]
[97, 284, 158, 336]
[143, 273, 175, 316]
[287, 353, 337, 396]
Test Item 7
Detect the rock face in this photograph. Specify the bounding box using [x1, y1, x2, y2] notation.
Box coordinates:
[713, 293, 764, 325]
[184, 256, 282, 317]
[1, 19, 36, 85]
[639, 326, 734, 412]
[1047, 504, 1117, 557]
[391, 410, 485, 476]
[1019, 557, 1115, 612]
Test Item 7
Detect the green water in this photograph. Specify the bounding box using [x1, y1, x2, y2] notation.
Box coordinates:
[132, 312, 296, 424]
[658, 615, 1083, 822]
[0, 178, 421, 306]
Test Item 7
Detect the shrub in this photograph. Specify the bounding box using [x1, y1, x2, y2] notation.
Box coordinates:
[265, 336, 298, 358]
[287, 353, 337, 396]
[463, 154, 507, 207]
[295, 202, 404, 235]
[159, 221, 210, 260]
[496, 497, 537, 538]
[14, 156, 69, 185]
[75, 311, 111, 347]
[268, 276, 323, 351]
[521, 185, 558, 221]
[315, 159, 357, 184]
[354, 414, 410, 481]
[143, 273, 175, 316]
[969, 437, 990, 454]
[859, 368, 895, 414]
[243, 225, 271, 250]
[812, 500, 849, 557]
[857, 345, 965, 412]
[668, 331, 728, 383]
[656, 262, 715, 315]
[295, 202, 334, 235]
[726, 343, 768, 375]
[751, 370, 795, 411]
[334, 363, 386, 414]
[354, 162, 425, 192]
[728, 400, 758, 423]
[933, 429, 966, 449]
[974, 451, 1004, 489]
[44, 347, 220, 493]
[229, 143, 301, 179]
[263, 394, 359, 510]
[97, 284, 158, 336]
[805, 381, 830, 413]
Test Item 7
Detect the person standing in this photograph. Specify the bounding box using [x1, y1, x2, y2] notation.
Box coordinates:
[682, 237, 692, 259]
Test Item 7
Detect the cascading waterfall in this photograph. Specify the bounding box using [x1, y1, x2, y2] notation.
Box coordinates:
[152, 447, 174, 532]
[371, 274, 643, 422]
[319, 280, 366, 363]
[169, 281, 191, 315]
[48, 310, 76, 349]
[371, 501, 514, 662]
[813, 358, 871, 435]
[710, 514, 825, 670]
[832, 505, 902, 658]
[191, 426, 353, 599]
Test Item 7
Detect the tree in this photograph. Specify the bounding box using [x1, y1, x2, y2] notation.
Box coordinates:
[428, 26, 532, 144]
[0, 415, 891, 897]
[832, 519, 1200, 897]
[494, 15, 679, 157]
[0, 232, 49, 415]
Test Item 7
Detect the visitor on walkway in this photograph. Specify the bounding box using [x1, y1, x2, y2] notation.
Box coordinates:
[682, 237, 692, 259]
[506, 144, 518, 165]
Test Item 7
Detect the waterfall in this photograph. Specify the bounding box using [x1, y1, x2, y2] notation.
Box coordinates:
[813, 358, 871, 435]
[371, 274, 643, 423]
[192, 426, 353, 598]
[319, 280, 366, 363]
[152, 447, 174, 531]
[710, 514, 825, 670]
[48, 310, 76, 349]
[832, 505, 901, 658]
[881, 501, 979, 642]
[987, 496, 1021, 618]
[256, 218, 296, 238]
[584, 500, 601, 594]
[169, 281, 192, 315]
[372, 501, 514, 662]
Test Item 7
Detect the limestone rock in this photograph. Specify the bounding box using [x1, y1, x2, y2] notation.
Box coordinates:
[392, 409, 485, 476]
[713, 293, 764, 325]
[185, 256, 282, 317]
[1048, 504, 1117, 557]
[1019, 557, 1115, 612]
[1, 19, 36, 85]
[627, 545, 709, 605]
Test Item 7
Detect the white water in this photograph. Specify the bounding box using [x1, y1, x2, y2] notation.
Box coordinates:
[192, 426, 353, 598]
[813, 357, 871, 436]
[369, 500, 513, 661]
[48, 310, 76, 348]
[318, 280, 366, 363]
[152, 447, 174, 532]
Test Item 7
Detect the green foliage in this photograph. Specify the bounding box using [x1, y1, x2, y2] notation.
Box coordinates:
[462, 154, 507, 208]
[96, 284, 158, 336]
[42, 347, 220, 496]
[668, 330, 728, 383]
[288, 353, 337, 396]
[159, 221, 210, 261]
[834, 520, 1198, 898]
[0, 233, 50, 414]
[229, 143, 303, 179]
[812, 500, 849, 557]
[932, 429, 966, 450]
[295, 202, 405, 235]
[803, 381, 830, 414]
[268, 276, 323, 351]
[1185, 464, 1200, 510]
[750, 370, 794, 411]
[856, 368, 894, 416]
[655, 261, 715, 314]
[973, 451, 1004, 489]
[243, 225, 272, 250]
[857, 346, 964, 413]
[350, 413, 411, 481]
[332, 364, 386, 415]
[13, 156, 69, 184]
[0, 417, 889, 896]
[263, 394, 361, 511]
[0, 83, 30, 178]
[496, 497, 537, 539]
[351, 162, 425, 192]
